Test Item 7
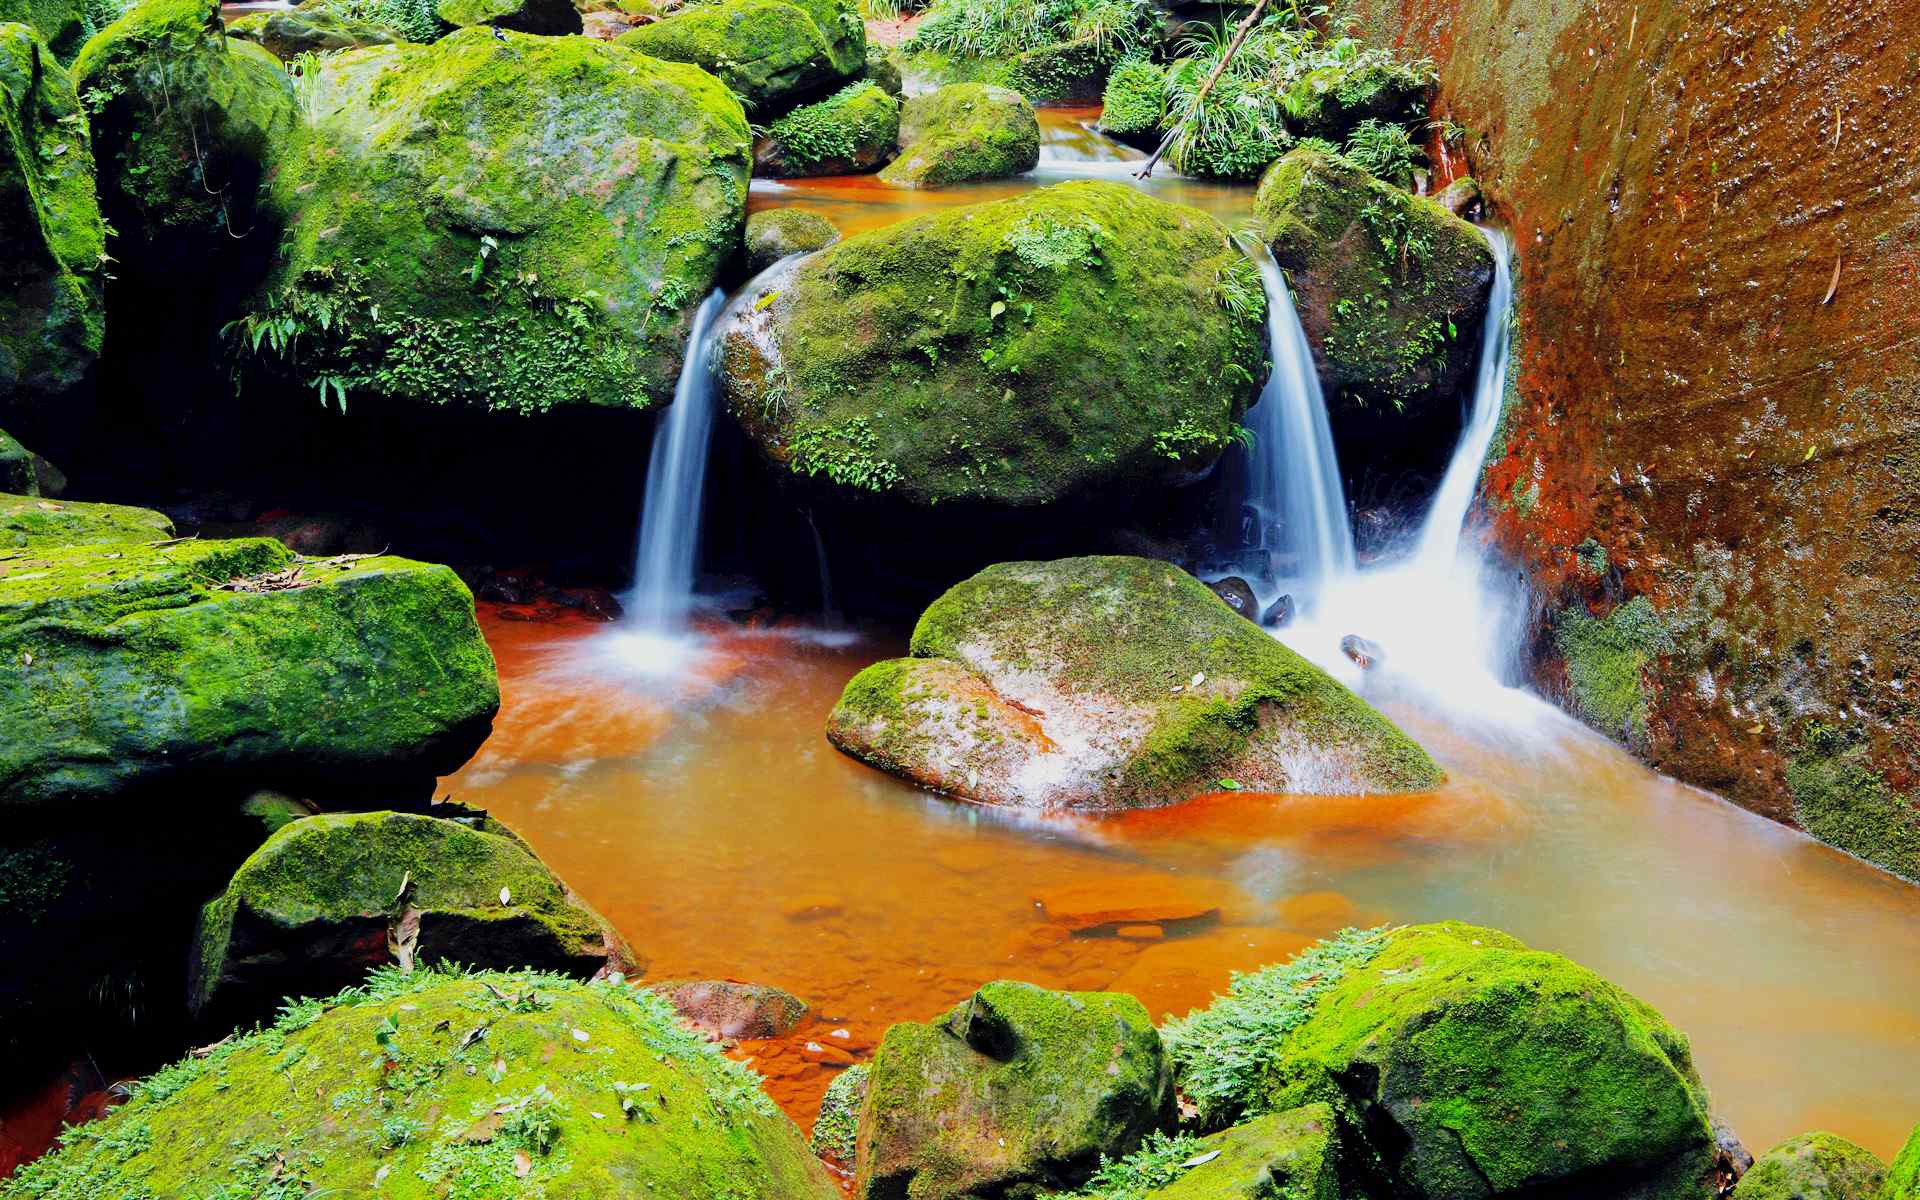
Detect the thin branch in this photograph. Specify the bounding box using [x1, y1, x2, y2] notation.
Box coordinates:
[1134, 0, 1273, 180]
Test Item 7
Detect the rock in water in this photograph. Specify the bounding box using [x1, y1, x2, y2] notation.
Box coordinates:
[616, 0, 863, 114]
[1261, 592, 1295, 628]
[0, 23, 105, 418]
[1208, 575, 1259, 619]
[828, 556, 1442, 809]
[879, 82, 1038, 186]
[856, 980, 1171, 1199]
[1164, 923, 1727, 1200]
[190, 811, 636, 1026]
[1340, 634, 1384, 670]
[655, 979, 809, 1039]
[744, 208, 839, 274]
[248, 30, 750, 415]
[720, 182, 1267, 508]
[810, 1061, 867, 1164]
[756, 80, 899, 177]
[1255, 145, 1493, 418]
[1732, 1133, 1886, 1200]
[0, 969, 842, 1199]
[0, 536, 499, 810]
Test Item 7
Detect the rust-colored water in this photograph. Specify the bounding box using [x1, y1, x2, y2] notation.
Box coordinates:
[450, 608, 1920, 1157]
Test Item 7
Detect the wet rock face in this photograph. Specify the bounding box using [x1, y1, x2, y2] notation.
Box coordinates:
[1329, 0, 1920, 879]
[743, 207, 840, 274]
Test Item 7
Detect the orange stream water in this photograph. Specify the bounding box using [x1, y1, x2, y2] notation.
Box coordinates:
[450, 609, 1920, 1158]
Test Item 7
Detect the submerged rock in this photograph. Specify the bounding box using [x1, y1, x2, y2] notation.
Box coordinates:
[828, 557, 1442, 809]
[1, 968, 842, 1199]
[249, 30, 750, 416]
[0, 491, 171, 547]
[879, 82, 1038, 186]
[224, 2, 400, 57]
[720, 181, 1266, 508]
[0, 23, 105, 417]
[1255, 145, 1493, 417]
[857, 980, 1172, 1199]
[1732, 1133, 1886, 1200]
[191, 811, 635, 1025]
[617, 0, 863, 114]
[1340, 633, 1384, 670]
[656, 979, 809, 1039]
[744, 207, 839, 274]
[0, 536, 499, 810]
[1164, 923, 1726, 1200]
[756, 79, 898, 177]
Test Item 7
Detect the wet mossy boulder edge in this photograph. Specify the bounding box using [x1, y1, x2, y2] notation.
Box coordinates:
[879, 81, 1038, 186]
[829, 556, 1442, 809]
[755, 79, 898, 177]
[0, 491, 171, 547]
[743, 206, 838, 274]
[1889, 1123, 1920, 1200]
[720, 181, 1267, 508]
[0, 967, 841, 1199]
[1731, 1132, 1886, 1200]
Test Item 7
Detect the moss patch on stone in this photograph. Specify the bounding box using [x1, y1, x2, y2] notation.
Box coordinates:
[0, 0, 84, 61]
[1079, 1106, 1343, 1200]
[1888, 1123, 1920, 1200]
[437, 0, 578, 34]
[757, 79, 897, 176]
[744, 206, 838, 273]
[0, 967, 840, 1199]
[880, 81, 1037, 186]
[1098, 57, 1163, 137]
[1553, 594, 1672, 751]
[1786, 739, 1920, 884]
[224, 3, 398, 57]
[1732, 1132, 1886, 1200]
[0, 492, 172, 548]
[810, 1060, 866, 1163]
[617, 0, 857, 114]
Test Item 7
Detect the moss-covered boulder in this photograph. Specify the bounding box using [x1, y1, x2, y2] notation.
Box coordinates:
[829, 556, 1441, 809]
[1165, 924, 1722, 1200]
[0, 22, 105, 415]
[863, 38, 901, 95]
[856, 980, 1172, 1199]
[743, 206, 838, 273]
[1255, 146, 1493, 416]
[1889, 1124, 1920, 1200]
[755, 78, 898, 177]
[1731, 1133, 1886, 1200]
[1285, 58, 1431, 145]
[0, 0, 83, 60]
[616, 0, 862, 114]
[719, 181, 1265, 508]
[1007, 34, 1108, 103]
[73, 0, 295, 286]
[0, 967, 842, 1199]
[438, 0, 578, 34]
[1082, 1107, 1343, 1199]
[224, 2, 400, 58]
[0, 491, 170, 547]
[1099, 57, 1165, 143]
[0, 536, 499, 810]
[879, 82, 1037, 185]
[247, 31, 749, 416]
[191, 811, 636, 1026]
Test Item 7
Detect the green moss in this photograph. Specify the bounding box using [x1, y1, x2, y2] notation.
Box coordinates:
[224, 4, 400, 58]
[1075, 1107, 1342, 1200]
[1574, 535, 1608, 576]
[1888, 1123, 1920, 1200]
[1553, 594, 1672, 749]
[1786, 743, 1920, 884]
[901, 0, 1152, 100]
[722, 181, 1266, 507]
[0, 492, 172, 548]
[880, 81, 1037, 186]
[436, 0, 578, 34]
[1007, 35, 1108, 102]
[0, 0, 84, 60]
[1, 967, 840, 1199]
[617, 0, 859, 113]
[761, 79, 897, 175]
[1098, 57, 1163, 136]
[0, 536, 499, 809]
[810, 1061, 866, 1162]
[0, 21, 105, 408]
[247, 31, 749, 415]
[1732, 1132, 1887, 1200]
[744, 206, 838, 273]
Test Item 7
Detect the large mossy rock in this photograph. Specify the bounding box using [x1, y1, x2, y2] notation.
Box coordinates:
[0, 491, 170, 547]
[249, 30, 749, 416]
[743, 206, 838, 273]
[73, 0, 295, 286]
[437, 0, 579, 34]
[0, 968, 842, 1199]
[1255, 145, 1492, 417]
[0, 22, 105, 416]
[224, 2, 400, 58]
[0, 535, 499, 810]
[829, 556, 1442, 809]
[755, 78, 898, 177]
[616, 0, 862, 114]
[1166, 923, 1722, 1200]
[1284, 58, 1430, 144]
[1731, 1133, 1886, 1200]
[856, 980, 1172, 1199]
[720, 181, 1266, 508]
[879, 81, 1037, 186]
[0, 0, 83, 60]
[191, 810, 637, 1026]
[1889, 1124, 1920, 1199]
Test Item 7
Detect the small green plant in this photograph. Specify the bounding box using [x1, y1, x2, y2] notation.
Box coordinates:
[905, 0, 1155, 64]
[1067, 1131, 1212, 1198]
[1343, 117, 1422, 187]
[1213, 256, 1266, 321]
[766, 81, 894, 169]
[788, 418, 905, 492]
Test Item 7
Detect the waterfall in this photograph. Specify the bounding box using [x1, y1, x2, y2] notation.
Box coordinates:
[1238, 238, 1356, 610]
[630, 289, 728, 632]
[804, 508, 840, 627]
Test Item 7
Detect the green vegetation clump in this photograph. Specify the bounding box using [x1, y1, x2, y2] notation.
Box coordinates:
[760, 79, 898, 175]
[0, 0, 85, 59]
[903, 0, 1152, 101]
[323, 0, 447, 42]
[1732, 1132, 1887, 1200]
[0, 492, 172, 547]
[617, 0, 863, 114]
[0, 967, 841, 1200]
[721, 182, 1265, 507]
[1340, 116, 1419, 188]
[242, 30, 750, 415]
[809, 1061, 866, 1162]
[0, 21, 106, 410]
[880, 81, 1038, 185]
[1072, 1107, 1342, 1199]
[1552, 594, 1672, 750]
[1098, 57, 1164, 137]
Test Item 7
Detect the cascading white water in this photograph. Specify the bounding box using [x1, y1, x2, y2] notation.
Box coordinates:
[629, 289, 728, 633]
[1238, 238, 1356, 612]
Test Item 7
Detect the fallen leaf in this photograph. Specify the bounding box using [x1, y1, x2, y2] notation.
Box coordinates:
[1821, 254, 1841, 304]
[388, 907, 421, 973]
[990, 300, 1006, 319]
[500, 886, 512, 905]
[513, 1150, 532, 1179]
[1181, 1149, 1223, 1167]
[392, 870, 411, 906]
[1190, 672, 1205, 687]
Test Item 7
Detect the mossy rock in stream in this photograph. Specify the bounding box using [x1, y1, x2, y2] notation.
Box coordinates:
[1255, 145, 1493, 417]
[0, 535, 499, 810]
[1888, 1124, 1920, 1200]
[1164, 923, 1724, 1200]
[828, 556, 1441, 809]
[437, 0, 579, 34]
[0, 0, 84, 61]
[719, 181, 1266, 508]
[755, 79, 898, 177]
[616, 0, 863, 114]
[856, 980, 1173, 1199]
[1732, 1133, 1886, 1200]
[0, 490, 171, 547]
[743, 206, 839, 274]
[224, 2, 401, 57]
[0, 22, 106, 416]
[246, 30, 750, 416]
[0, 967, 842, 1199]
[72, 0, 296, 287]
[191, 810, 638, 1028]
[879, 81, 1038, 186]
[1078, 1106, 1345, 1199]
